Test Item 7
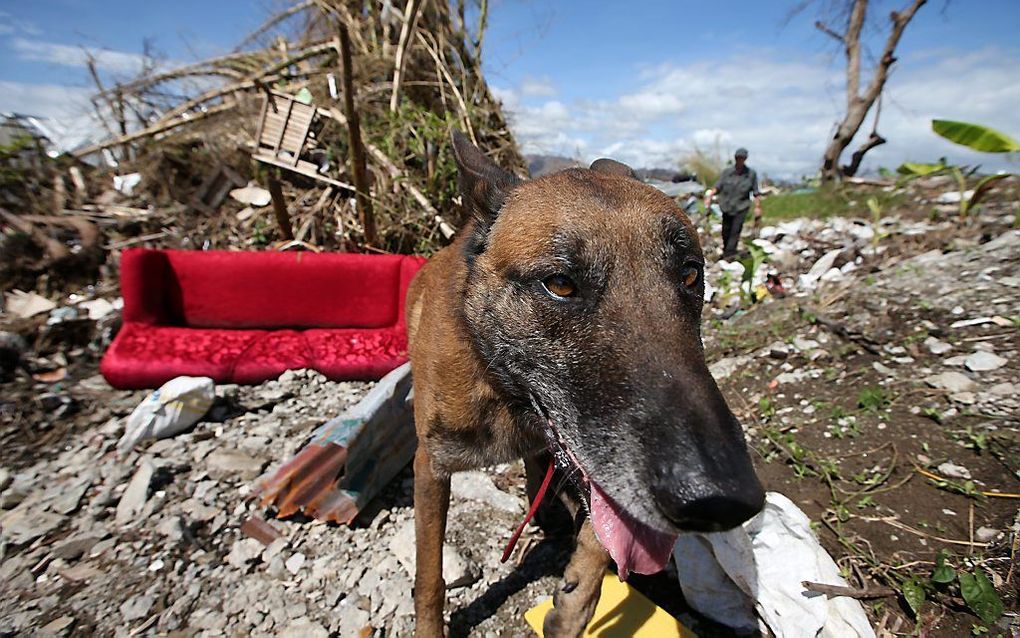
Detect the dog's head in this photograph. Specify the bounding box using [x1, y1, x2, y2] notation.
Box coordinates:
[452, 132, 765, 578]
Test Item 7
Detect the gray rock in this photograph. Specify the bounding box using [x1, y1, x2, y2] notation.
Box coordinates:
[279, 618, 329, 638]
[950, 392, 977, 405]
[53, 534, 104, 560]
[709, 355, 750, 380]
[389, 520, 479, 589]
[115, 461, 154, 525]
[976, 526, 999, 542]
[924, 372, 977, 393]
[763, 341, 790, 359]
[988, 382, 1017, 396]
[937, 462, 972, 480]
[156, 516, 185, 542]
[285, 552, 306, 575]
[964, 351, 1008, 372]
[335, 599, 371, 637]
[924, 337, 953, 355]
[792, 336, 821, 352]
[451, 471, 523, 513]
[52, 476, 93, 515]
[37, 615, 74, 636]
[872, 362, 896, 376]
[120, 594, 154, 622]
[0, 508, 64, 545]
[227, 538, 264, 569]
[262, 537, 288, 562]
[206, 450, 266, 480]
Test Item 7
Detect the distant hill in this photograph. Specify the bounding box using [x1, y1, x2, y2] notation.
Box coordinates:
[526, 154, 695, 182]
[526, 154, 583, 177]
[635, 167, 695, 183]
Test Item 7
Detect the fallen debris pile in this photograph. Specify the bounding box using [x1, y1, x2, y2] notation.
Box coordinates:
[2, 0, 524, 288]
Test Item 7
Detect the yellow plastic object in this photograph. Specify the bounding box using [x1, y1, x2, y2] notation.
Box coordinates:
[524, 574, 697, 637]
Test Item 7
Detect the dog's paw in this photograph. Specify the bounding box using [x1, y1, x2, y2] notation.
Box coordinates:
[542, 584, 595, 638]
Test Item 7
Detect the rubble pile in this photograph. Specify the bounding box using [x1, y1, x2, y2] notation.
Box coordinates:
[1, 0, 524, 300]
[701, 199, 1018, 313]
[0, 367, 567, 636]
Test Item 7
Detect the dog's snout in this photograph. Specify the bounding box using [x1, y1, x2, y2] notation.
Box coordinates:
[652, 485, 765, 532]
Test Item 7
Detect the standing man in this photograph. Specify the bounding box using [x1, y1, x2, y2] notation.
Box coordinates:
[703, 147, 762, 260]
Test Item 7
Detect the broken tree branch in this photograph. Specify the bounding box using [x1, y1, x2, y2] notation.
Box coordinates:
[802, 581, 896, 600]
[72, 101, 236, 158]
[234, 1, 315, 52]
[416, 30, 477, 144]
[814, 20, 845, 43]
[390, 0, 423, 112]
[335, 28, 376, 247]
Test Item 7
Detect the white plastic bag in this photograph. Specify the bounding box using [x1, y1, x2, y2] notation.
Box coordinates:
[117, 376, 215, 456]
[673, 492, 875, 638]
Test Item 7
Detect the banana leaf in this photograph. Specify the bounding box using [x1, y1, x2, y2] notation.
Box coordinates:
[964, 172, 1011, 213]
[932, 120, 1020, 153]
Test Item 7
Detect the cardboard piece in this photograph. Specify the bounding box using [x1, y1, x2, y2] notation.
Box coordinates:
[525, 573, 696, 637]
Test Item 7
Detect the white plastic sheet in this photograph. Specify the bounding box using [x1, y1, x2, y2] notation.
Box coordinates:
[117, 376, 214, 456]
[673, 492, 875, 638]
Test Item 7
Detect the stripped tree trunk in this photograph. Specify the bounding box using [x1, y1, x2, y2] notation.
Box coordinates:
[819, 0, 926, 183]
[336, 25, 376, 247]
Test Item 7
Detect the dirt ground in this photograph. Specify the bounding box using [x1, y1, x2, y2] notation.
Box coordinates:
[1, 200, 1018, 637]
[705, 227, 1020, 637]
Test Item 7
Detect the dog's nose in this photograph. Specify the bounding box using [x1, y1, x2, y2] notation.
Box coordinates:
[653, 487, 764, 532]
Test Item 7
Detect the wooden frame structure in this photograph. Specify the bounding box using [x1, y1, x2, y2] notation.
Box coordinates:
[253, 91, 350, 189]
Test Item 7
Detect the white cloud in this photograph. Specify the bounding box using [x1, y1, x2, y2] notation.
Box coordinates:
[12, 38, 154, 76]
[617, 91, 684, 118]
[520, 76, 557, 97]
[0, 11, 41, 36]
[499, 46, 1020, 178]
[692, 128, 732, 148]
[0, 81, 104, 152]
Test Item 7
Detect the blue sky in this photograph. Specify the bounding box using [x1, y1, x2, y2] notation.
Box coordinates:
[2, 1, 1018, 177]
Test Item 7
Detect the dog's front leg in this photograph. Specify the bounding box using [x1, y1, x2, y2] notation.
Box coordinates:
[543, 518, 610, 638]
[413, 445, 451, 637]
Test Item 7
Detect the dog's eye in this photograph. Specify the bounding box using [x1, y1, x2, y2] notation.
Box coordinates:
[542, 274, 577, 298]
[681, 266, 701, 288]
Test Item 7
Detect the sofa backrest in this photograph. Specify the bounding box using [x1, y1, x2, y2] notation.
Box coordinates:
[120, 249, 424, 330]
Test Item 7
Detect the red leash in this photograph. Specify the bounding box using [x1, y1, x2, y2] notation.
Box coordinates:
[501, 456, 555, 563]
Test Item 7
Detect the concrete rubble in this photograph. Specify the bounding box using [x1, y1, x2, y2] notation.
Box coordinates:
[0, 366, 559, 636]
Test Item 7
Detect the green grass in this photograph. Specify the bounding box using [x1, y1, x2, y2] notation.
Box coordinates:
[761, 186, 905, 221]
[761, 188, 850, 220]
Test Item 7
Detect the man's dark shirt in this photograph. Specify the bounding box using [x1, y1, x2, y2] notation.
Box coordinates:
[714, 165, 760, 215]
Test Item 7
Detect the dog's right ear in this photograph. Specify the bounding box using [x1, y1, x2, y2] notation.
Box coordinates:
[590, 158, 638, 180]
[451, 130, 521, 229]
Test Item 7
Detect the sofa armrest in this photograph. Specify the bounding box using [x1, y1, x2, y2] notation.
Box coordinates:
[396, 256, 426, 329]
[120, 249, 174, 325]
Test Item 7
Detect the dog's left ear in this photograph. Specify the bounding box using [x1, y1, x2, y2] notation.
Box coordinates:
[452, 130, 521, 228]
[590, 158, 638, 180]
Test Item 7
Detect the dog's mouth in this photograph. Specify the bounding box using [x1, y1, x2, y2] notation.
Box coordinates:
[527, 395, 678, 579]
[589, 481, 678, 580]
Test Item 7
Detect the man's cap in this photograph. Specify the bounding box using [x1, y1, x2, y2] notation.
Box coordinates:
[735, 147, 749, 158]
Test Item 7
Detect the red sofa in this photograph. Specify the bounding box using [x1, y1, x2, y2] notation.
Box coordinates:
[100, 249, 425, 389]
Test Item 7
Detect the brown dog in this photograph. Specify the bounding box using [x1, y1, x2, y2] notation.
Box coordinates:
[405, 132, 765, 637]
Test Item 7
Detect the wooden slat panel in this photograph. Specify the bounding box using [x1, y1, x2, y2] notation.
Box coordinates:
[272, 99, 294, 155]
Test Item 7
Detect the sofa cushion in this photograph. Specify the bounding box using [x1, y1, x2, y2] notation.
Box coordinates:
[160, 250, 405, 329]
[100, 323, 266, 388]
[231, 330, 314, 385]
[305, 327, 409, 381]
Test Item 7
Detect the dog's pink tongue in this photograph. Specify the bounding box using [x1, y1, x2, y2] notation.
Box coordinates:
[590, 483, 678, 580]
